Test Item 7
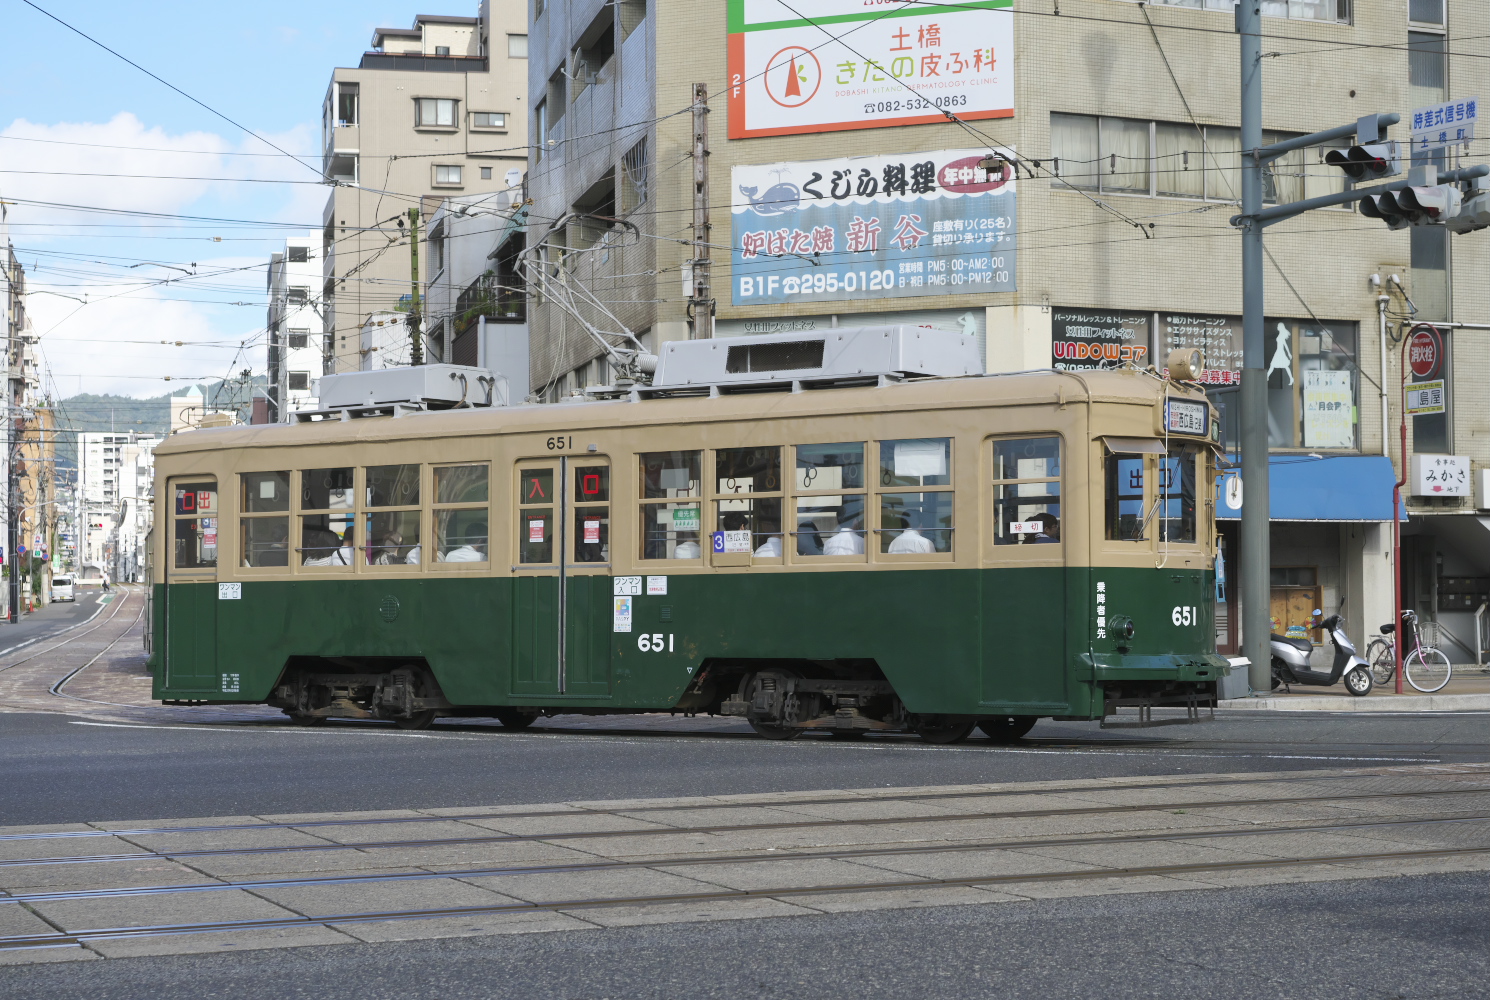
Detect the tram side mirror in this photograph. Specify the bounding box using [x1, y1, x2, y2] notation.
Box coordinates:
[1166, 348, 1204, 381]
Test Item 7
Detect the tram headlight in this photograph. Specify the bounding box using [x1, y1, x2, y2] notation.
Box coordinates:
[1110, 615, 1136, 642]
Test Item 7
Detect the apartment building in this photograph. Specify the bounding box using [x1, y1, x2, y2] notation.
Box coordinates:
[321, 3, 530, 374]
[265, 235, 325, 419]
[77, 432, 160, 582]
[527, 0, 1490, 663]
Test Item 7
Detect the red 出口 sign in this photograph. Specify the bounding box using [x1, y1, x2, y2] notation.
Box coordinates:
[1408, 325, 1443, 379]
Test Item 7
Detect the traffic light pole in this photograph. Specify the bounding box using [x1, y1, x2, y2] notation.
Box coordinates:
[1234, 3, 1485, 693]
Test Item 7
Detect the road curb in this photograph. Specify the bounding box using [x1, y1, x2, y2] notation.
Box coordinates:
[1219, 693, 1490, 712]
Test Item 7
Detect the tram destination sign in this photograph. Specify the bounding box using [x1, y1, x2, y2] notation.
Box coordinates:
[731, 147, 1016, 305]
[726, 0, 1014, 140]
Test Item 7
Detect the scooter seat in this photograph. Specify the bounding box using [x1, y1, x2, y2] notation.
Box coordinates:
[1272, 634, 1313, 653]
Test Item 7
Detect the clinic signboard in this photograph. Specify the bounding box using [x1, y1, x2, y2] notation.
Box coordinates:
[731, 148, 1015, 305]
[726, 1, 1014, 139]
[1051, 310, 1150, 371]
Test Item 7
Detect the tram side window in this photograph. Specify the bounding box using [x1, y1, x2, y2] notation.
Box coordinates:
[639, 451, 701, 560]
[240, 472, 289, 567]
[300, 467, 354, 567]
[573, 464, 610, 563]
[1106, 454, 1148, 541]
[715, 447, 782, 557]
[434, 464, 489, 563]
[173, 482, 218, 569]
[517, 467, 554, 564]
[365, 464, 422, 566]
[992, 438, 1061, 545]
[1159, 445, 1199, 544]
[794, 442, 865, 556]
[877, 438, 953, 554]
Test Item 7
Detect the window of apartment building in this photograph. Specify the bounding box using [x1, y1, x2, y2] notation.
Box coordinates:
[287, 329, 309, 349]
[434, 165, 463, 186]
[1051, 113, 1342, 205]
[471, 111, 507, 130]
[435, 45, 451, 56]
[287, 245, 308, 263]
[415, 98, 458, 128]
[287, 286, 309, 306]
[534, 0, 544, 19]
[1111, 0, 1350, 22]
[621, 137, 650, 212]
[534, 100, 548, 159]
[574, 18, 615, 97]
[508, 34, 528, 58]
[480, 166, 493, 180]
[1409, 0, 1443, 24]
[620, 0, 647, 40]
[336, 83, 358, 126]
[287, 372, 309, 392]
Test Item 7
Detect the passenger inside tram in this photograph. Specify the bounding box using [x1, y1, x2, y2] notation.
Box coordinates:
[823, 514, 865, 555]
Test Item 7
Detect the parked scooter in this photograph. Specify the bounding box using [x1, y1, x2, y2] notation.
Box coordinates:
[1271, 612, 1373, 696]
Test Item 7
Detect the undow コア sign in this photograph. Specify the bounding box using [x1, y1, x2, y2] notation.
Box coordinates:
[731, 148, 1016, 305]
[726, 0, 1013, 139]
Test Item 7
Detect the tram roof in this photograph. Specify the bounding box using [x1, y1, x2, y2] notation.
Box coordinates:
[156, 368, 1194, 457]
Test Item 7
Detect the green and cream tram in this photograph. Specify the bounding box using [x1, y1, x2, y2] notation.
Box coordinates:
[150, 365, 1227, 742]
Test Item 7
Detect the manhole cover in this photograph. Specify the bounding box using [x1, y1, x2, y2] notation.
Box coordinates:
[379, 596, 400, 622]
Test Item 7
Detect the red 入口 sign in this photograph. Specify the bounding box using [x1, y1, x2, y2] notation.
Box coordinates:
[1408, 325, 1442, 379]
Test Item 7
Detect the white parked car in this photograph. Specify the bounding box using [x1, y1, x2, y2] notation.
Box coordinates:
[52, 577, 75, 602]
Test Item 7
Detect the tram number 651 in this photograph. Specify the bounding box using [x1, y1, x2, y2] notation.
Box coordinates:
[637, 633, 675, 652]
[1171, 605, 1199, 626]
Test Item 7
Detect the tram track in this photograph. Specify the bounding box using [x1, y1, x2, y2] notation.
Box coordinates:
[3, 811, 1486, 907]
[1, 840, 1484, 953]
[0, 587, 134, 677]
[46, 588, 150, 708]
[3, 780, 1486, 869]
[4, 763, 1487, 847]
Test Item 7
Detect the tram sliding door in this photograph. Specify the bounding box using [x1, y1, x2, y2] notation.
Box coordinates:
[163, 477, 220, 692]
[511, 458, 612, 698]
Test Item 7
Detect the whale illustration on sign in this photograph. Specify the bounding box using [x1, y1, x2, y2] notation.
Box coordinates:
[738, 181, 801, 216]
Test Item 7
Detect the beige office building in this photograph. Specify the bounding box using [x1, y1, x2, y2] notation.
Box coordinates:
[321, 2, 530, 374]
[528, 0, 1490, 665]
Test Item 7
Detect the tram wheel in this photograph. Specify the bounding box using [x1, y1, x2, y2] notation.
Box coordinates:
[977, 715, 1038, 743]
[394, 710, 438, 730]
[283, 711, 327, 727]
[494, 709, 537, 730]
[748, 721, 803, 740]
[913, 717, 976, 744]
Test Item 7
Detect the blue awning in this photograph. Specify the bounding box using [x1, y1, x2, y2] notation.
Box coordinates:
[1217, 455, 1403, 522]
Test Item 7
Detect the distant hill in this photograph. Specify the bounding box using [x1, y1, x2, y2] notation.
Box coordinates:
[49, 376, 267, 469]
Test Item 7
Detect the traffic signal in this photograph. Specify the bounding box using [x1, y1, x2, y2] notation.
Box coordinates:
[1448, 176, 1490, 234]
[1325, 141, 1401, 181]
[1324, 114, 1401, 181]
[1360, 185, 1462, 228]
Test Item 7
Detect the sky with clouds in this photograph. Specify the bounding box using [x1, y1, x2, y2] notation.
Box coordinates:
[2, 0, 459, 398]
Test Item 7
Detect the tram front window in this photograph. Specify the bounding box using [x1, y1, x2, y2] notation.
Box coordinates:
[173, 481, 218, 569]
[1159, 444, 1198, 543]
[640, 451, 701, 560]
[1106, 454, 1147, 541]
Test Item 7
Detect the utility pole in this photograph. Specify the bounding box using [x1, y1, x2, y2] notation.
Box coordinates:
[407, 208, 424, 365]
[690, 83, 713, 340]
[1237, 2, 1269, 693]
[1233, 1, 1486, 693]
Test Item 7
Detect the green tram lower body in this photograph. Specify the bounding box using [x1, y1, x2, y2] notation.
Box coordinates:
[152, 566, 1229, 741]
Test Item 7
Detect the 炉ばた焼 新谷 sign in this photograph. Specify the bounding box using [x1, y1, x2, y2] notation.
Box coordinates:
[726, 1, 1013, 139]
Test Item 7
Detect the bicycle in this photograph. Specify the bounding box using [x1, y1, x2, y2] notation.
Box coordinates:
[1364, 609, 1453, 693]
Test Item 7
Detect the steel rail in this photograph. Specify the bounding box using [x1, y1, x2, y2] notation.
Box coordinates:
[47, 590, 150, 704]
[0, 587, 134, 676]
[3, 843, 1486, 952]
[4, 784, 1486, 871]
[6, 764, 1485, 844]
[4, 812, 1487, 906]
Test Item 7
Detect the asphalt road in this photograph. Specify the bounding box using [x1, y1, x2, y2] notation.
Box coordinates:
[2, 708, 1486, 826]
[0, 588, 110, 655]
[5, 871, 1484, 999]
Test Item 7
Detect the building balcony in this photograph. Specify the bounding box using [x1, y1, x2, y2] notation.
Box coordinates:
[357, 52, 488, 73]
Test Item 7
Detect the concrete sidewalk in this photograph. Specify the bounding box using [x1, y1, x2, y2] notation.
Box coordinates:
[1220, 671, 1490, 712]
